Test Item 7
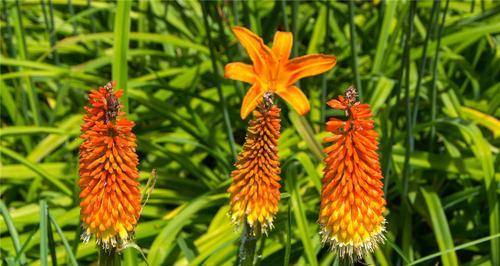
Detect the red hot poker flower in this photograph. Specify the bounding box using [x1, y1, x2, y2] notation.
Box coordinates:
[319, 87, 386, 260]
[79, 81, 141, 249]
[228, 94, 281, 234]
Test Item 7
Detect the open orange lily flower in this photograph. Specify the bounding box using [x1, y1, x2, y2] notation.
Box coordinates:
[225, 26, 337, 119]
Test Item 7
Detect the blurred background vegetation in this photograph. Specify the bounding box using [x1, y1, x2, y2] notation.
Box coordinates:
[1, 0, 499, 265]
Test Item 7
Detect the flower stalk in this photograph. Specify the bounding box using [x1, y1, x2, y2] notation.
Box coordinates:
[238, 221, 260, 266]
[98, 247, 120, 266]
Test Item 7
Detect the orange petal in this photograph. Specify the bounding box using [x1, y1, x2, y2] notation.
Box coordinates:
[241, 83, 265, 119]
[224, 62, 256, 84]
[276, 86, 310, 115]
[232, 26, 273, 75]
[286, 54, 336, 85]
[327, 99, 347, 110]
[272, 31, 292, 62]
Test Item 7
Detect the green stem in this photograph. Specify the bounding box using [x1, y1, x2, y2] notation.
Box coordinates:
[99, 247, 121, 266]
[321, 0, 331, 125]
[12, 0, 41, 126]
[0, 200, 27, 264]
[283, 201, 291, 266]
[411, 0, 439, 127]
[348, 0, 362, 100]
[403, 0, 416, 199]
[291, 0, 299, 57]
[281, 1, 289, 32]
[429, 0, 449, 152]
[238, 221, 260, 266]
[201, 1, 237, 161]
[382, 3, 411, 195]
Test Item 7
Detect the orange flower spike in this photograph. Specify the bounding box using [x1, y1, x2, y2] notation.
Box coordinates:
[228, 93, 281, 234]
[320, 87, 386, 260]
[79, 81, 141, 249]
[225, 26, 337, 119]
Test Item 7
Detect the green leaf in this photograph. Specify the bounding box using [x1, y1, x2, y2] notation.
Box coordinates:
[147, 194, 226, 265]
[289, 112, 323, 161]
[368, 76, 395, 115]
[371, 0, 397, 74]
[39, 200, 49, 266]
[57, 32, 209, 54]
[47, 213, 78, 266]
[285, 163, 318, 266]
[0, 126, 70, 137]
[306, 6, 327, 54]
[112, 0, 132, 112]
[26, 115, 81, 162]
[0, 200, 27, 264]
[420, 188, 459, 266]
[295, 152, 321, 193]
[0, 146, 72, 195]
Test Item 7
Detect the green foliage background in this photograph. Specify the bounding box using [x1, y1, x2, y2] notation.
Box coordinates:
[1, 0, 499, 265]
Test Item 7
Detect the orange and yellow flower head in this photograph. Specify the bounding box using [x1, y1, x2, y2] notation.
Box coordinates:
[225, 26, 336, 119]
[228, 94, 281, 234]
[79, 81, 141, 249]
[319, 87, 386, 260]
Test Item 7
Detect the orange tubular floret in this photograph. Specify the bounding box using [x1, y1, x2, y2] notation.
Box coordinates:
[319, 87, 386, 260]
[79, 81, 141, 249]
[228, 99, 281, 234]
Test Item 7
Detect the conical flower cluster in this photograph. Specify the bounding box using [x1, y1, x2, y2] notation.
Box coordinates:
[79, 81, 141, 249]
[319, 87, 386, 260]
[228, 95, 281, 234]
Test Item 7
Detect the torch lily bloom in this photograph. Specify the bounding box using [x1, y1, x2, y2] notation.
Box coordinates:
[319, 87, 386, 260]
[228, 94, 281, 234]
[79, 81, 141, 249]
[225, 26, 337, 119]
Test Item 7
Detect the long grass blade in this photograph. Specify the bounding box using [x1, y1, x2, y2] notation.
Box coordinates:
[39, 200, 49, 266]
[0, 146, 72, 195]
[409, 233, 500, 265]
[112, 0, 132, 112]
[286, 163, 318, 266]
[11, 0, 41, 125]
[47, 211, 57, 266]
[372, 0, 397, 74]
[48, 212, 78, 266]
[47, 0, 59, 64]
[0, 200, 27, 264]
[421, 188, 459, 266]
